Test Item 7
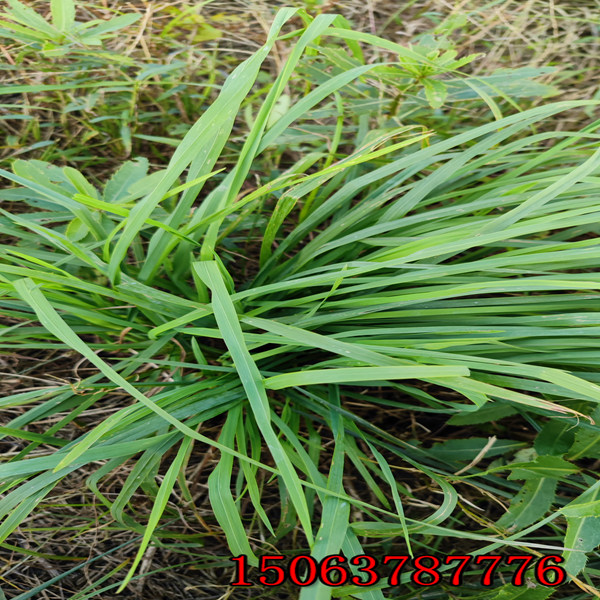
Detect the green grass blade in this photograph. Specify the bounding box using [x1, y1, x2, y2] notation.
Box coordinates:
[264, 366, 470, 390]
[110, 8, 298, 284]
[116, 435, 193, 590]
[208, 406, 258, 565]
[50, 0, 75, 32]
[193, 260, 314, 546]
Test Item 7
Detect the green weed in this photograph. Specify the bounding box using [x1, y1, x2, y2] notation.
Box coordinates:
[1, 5, 600, 599]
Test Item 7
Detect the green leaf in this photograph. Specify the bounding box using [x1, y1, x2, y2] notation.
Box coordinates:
[50, 0, 75, 32]
[507, 455, 579, 480]
[427, 438, 524, 462]
[78, 13, 141, 39]
[63, 166, 98, 198]
[235, 414, 274, 536]
[3, 0, 58, 39]
[300, 390, 349, 600]
[561, 499, 600, 518]
[208, 406, 257, 565]
[423, 78, 447, 109]
[484, 583, 555, 600]
[64, 217, 89, 242]
[447, 403, 518, 425]
[367, 442, 412, 556]
[534, 420, 575, 456]
[193, 260, 314, 547]
[433, 13, 467, 35]
[114, 7, 298, 284]
[496, 476, 558, 532]
[103, 158, 149, 204]
[563, 483, 600, 577]
[10, 278, 276, 475]
[481, 145, 600, 234]
[568, 406, 600, 460]
[266, 93, 291, 129]
[117, 435, 193, 591]
[120, 121, 132, 157]
[264, 365, 469, 390]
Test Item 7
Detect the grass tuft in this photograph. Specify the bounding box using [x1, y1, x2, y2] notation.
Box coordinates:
[1, 2, 600, 598]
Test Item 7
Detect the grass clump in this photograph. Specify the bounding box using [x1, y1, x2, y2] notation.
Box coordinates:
[0, 0, 224, 168]
[0, 0, 562, 172]
[1, 5, 600, 599]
